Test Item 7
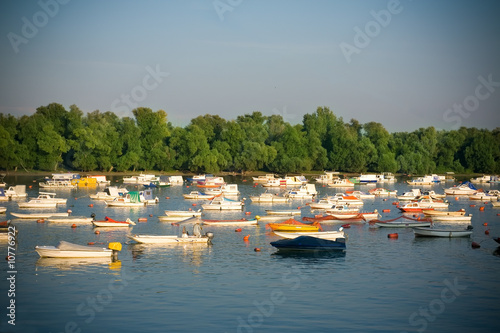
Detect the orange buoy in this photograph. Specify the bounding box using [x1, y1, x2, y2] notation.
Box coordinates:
[483, 222, 488, 226]
[192, 203, 197, 206]
[471, 242, 481, 249]
[71, 224, 77, 228]
[243, 235, 250, 241]
[455, 196, 459, 200]
[497, 213, 500, 216]
[254, 247, 261, 252]
[138, 217, 147, 222]
[341, 224, 351, 228]
[392, 202, 399, 205]
[245, 211, 251, 215]
[388, 233, 398, 239]
[235, 228, 242, 232]
[479, 206, 485, 211]
[88, 242, 95, 245]
[166, 197, 170, 200]
[186, 185, 190, 188]
[88, 204, 93, 207]
[75, 197, 78, 200]
[29, 185, 32, 189]
[383, 209, 390, 213]
[485, 230, 490, 235]
[470, 204, 476, 207]
[95, 230, 100, 234]
[242, 179, 247, 182]
[37, 219, 45, 223]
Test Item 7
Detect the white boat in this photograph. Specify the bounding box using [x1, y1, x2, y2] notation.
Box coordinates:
[407, 174, 442, 185]
[252, 174, 277, 183]
[90, 186, 129, 200]
[183, 191, 212, 200]
[18, 200, 57, 209]
[413, 227, 473, 238]
[198, 176, 225, 187]
[469, 190, 499, 201]
[327, 193, 364, 206]
[0, 207, 6, 214]
[492, 201, 500, 207]
[167, 175, 184, 185]
[128, 224, 214, 244]
[205, 184, 240, 196]
[33, 192, 67, 204]
[325, 204, 360, 214]
[327, 178, 355, 187]
[358, 174, 378, 184]
[92, 217, 136, 227]
[420, 190, 446, 199]
[10, 212, 70, 219]
[262, 176, 307, 187]
[376, 173, 396, 183]
[273, 229, 345, 240]
[285, 184, 317, 200]
[430, 215, 472, 222]
[308, 198, 336, 210]
[47, 216, 94, 224]
[158, 216, 196, 222]
[314, 171, 339, 184]
[39, 180, 76, 188]
[4, 185, 27, 199]
[249, 192, 290, 203]
[414, 196, 449, 209]
[375, 221, 432, 228]
[201, 196, 244, 210]
[164, 210, 202, 217]
[397, 189, 422, 201]
[35, 241, 122, 258]
[422, 209, 466, 216]
[347, 191, 375, 199]
[122, 174, 159, 185]
[105, 191, 157, 207]
[470, 175, 498, 184]
[444, 182, 478, 195]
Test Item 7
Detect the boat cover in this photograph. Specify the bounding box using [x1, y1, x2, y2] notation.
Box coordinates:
[57, 241, 107, 252]
[129, 191, 141, 203]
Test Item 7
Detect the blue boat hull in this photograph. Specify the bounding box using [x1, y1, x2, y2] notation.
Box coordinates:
[271, 236, 346, 251]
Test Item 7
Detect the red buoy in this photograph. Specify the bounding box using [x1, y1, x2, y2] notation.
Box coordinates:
[95, 230, 100, 234]
[383, 209, 390, 213]
[479, 206, 485, 211]
[138, 217, 147, 222]
[88, 204, 93, 207]
[71, 224, 77, 228]
[471, 242, 480, 249]
[235, 228, 242, 232]
[254, 247, 261, 252]
[483, 222, 488, 226]
[243, 235, 250, 241]
[485, 230, 490, 235]
[388, 233, 398, 239]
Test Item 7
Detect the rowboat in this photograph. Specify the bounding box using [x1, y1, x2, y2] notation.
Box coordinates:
[47, 216, 94, 224]
[375, 221, 432, 228]
[429, 215, 472, 222]
[10, 212, 71, 219]
[267, 218, 321, 232]
[273, 228, 345, 240]
[249, 192, 290, 203]
[35, 241, 122, 258]
[92, 217, 136, 227]
[18, 200, 57, 209]
[164, 210, 202, 217]
[202, 218, 258, 226]
[265, 209, 301, 216]
[413, 227, 473, 238]
[270, 236, 346, 251]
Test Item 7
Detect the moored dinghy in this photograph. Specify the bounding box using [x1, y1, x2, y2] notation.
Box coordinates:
[413, 226, 473, 238]
[92, 216, 136, 227]
[35, 241, 122, 258]
[128, 221, 214, 244]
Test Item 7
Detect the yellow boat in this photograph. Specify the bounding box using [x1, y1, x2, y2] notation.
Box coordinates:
[267, 218, 321, 232]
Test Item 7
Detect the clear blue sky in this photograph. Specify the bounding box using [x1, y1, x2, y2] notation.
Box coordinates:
[1, 0, 499, 132]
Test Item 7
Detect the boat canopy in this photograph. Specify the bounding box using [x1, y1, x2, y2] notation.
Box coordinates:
[129, 191, 141, 203]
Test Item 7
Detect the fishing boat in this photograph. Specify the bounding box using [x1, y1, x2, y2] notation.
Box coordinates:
[92, 216, 136, 227]
[273, 228, 345, 240]
[183, 191, 212, 200]
[267, 218, 321, 232]
[201, 196, 244, 210]
[413, 227, 473, 238]
[201, 218, 258, 226]
[10, 212, 71, 219]
[47, 216, 94, 224]
[270, 235, 346, 251]
[128, 224, 214, 244]
[249, 192, 290, 203]
[18, 200, 57, 209]
[35, 241, 122, 258]
[444, 182, 477, 195]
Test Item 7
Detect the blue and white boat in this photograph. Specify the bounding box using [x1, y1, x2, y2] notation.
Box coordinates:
[270, 235, 346, 251]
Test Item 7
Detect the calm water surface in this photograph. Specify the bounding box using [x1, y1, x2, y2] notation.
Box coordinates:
[0, 175, 499, 333]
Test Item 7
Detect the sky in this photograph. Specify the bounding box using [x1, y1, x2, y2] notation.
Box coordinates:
[1, 0, 499, 132]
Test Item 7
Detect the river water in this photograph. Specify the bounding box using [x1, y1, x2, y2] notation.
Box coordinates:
[0, 175, 499, 333]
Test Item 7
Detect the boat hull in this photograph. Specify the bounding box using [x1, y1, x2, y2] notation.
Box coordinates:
[273, 231, 344, 240]
[128, 235, 210, 244]
[413, 227, 473, 237]
[202, 219, 258, 226]
[35, 246, 113, 258]
[271, 236, 346, 251]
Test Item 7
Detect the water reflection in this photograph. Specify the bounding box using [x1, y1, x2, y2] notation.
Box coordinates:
[35, 257, 121, 270]
[271, 249, 346, 261]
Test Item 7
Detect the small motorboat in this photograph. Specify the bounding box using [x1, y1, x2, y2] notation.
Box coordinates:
[422, 209, 466, 216]
[35, 241, 122, 258]
[128, 224, 214, 244]
[47, 216, 94, 224]
[267, 218, 321, 232]
[18, 200, 58, 209]
[375, 221, 432, 228]
[10, 212, 71, 219]
[164, 209, 202, 217]
[273, 228, 345, 240]
[413, 226, 473, 238]
[201, 196, 244, 210]
[183, 191, 212, 200]
[249, 192, 290, 203]
[265, 209, 301, 216]
[92, 217, 136, 227]
[429, 215, 472, 222]
[270, 235, 346, 251]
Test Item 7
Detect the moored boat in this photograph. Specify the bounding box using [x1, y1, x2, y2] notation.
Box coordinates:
[270, 235, 346, 251]
[249, 192, 290, 203]
[47, 216, 94, 224]
[413, 227, 473, 238]
[273, 228, 345, 240]
[202, 218, 258, 226]
[92, 217, 136, 227]
[201, 196, 244, 210]
[18, 200, 57, 209]
[444, 182, 477, 195]
[267, 218, 321, 232]
[10, 212, 71, 219]
[128, 224, 214, 244]
[35, 241, 122, 258]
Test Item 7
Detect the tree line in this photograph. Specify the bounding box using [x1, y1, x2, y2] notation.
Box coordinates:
[0, 103, 498, 174]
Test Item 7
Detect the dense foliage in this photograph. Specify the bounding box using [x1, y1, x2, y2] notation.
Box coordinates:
[0, 103, 499, 174]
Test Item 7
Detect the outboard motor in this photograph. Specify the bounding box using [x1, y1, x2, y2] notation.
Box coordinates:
[205, 232, 215, 244]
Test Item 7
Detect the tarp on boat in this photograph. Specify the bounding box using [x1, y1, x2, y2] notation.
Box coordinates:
[57, 241, 107, 252]
[128, 191, 141, 203]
